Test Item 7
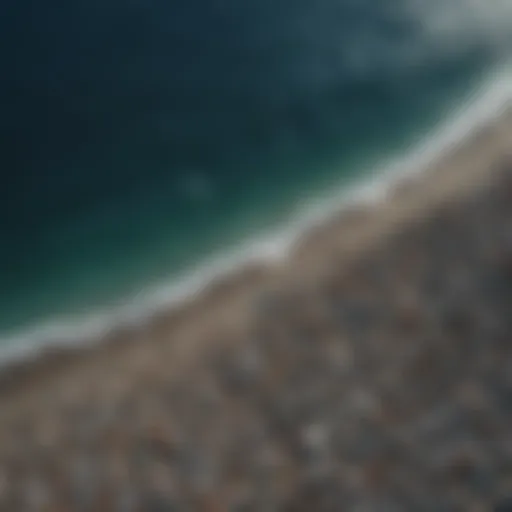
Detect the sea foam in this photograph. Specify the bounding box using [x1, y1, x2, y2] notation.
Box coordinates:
[0, 61, 510, 368]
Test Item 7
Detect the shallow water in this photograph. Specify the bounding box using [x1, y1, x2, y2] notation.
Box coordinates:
[0, 0, 510, 339]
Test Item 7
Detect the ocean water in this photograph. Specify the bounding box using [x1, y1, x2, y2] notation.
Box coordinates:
[0, 0, 511, 351]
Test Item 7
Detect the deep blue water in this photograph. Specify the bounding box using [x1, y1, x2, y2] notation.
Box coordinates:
[0, 0, 507, 336]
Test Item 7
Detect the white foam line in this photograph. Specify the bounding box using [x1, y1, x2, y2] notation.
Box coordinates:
[0, 62, 511, 369]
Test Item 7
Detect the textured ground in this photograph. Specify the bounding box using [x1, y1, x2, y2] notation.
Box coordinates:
[0, 124, 510, 510]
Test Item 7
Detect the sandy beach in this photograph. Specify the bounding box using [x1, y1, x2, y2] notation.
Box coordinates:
[0, 104, 511, 510]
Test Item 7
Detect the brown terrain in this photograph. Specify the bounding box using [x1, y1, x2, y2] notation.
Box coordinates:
[0, 110, 510, 510]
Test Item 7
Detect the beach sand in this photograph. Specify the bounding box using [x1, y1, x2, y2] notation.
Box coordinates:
[0, 107, 511, 510]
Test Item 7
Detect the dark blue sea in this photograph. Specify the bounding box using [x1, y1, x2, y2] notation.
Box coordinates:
[0, 0, 510, 349]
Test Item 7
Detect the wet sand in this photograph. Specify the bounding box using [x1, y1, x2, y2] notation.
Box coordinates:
[0, 107, 510, 510]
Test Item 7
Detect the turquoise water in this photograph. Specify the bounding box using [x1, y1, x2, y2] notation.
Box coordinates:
[0, 0, 510, 340]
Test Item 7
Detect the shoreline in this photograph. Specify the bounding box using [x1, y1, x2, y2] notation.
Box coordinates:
[0, 65, 511, 395]
[0, 71, 510, 511]
[0, 94, 510, 511]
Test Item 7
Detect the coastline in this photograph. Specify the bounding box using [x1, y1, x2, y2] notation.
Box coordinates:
[0, 76, 511, 510]
[0, 82, 509, 407]
[0, 64, 510, 373]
